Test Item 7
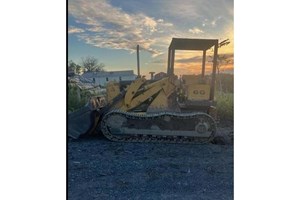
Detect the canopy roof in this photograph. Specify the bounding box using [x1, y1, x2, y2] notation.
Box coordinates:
[169, 38, 218, 51]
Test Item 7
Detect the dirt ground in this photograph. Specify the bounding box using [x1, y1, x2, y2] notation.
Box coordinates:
[68, 127, 233, 200]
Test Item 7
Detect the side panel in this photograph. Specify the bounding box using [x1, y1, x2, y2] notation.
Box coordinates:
[186, 84, 210, 101]
[147, 90, 168, 112]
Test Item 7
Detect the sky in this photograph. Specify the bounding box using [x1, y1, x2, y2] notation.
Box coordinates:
[68, 0, 234, 77]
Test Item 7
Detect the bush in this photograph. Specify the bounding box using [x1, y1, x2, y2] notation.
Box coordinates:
[216, 92, 233, 122]
[216, 73, 234, 93]
[68, 84, 91, 112]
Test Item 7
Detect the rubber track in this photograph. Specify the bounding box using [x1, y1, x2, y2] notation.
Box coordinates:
[99, 110, 216, 144]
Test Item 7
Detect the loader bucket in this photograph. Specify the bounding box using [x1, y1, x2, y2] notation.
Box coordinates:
[68, 105, 100, 139]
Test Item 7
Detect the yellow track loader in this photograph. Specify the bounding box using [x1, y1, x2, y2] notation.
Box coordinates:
[68, 38, 219, 144]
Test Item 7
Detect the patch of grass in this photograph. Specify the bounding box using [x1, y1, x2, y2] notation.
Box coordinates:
[216, 92, 233, 122]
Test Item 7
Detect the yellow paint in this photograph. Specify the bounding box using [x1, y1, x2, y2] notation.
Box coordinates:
[106, 81, 120, 103]
[126, 84, 163, 110]
[120, 77, 176, 111]
[124, 77, 146, 107]
[147, 90, 168, 112]
[182, 75, 207, 85]
[186, 84, 210, 101]
[143, 77, 169, 90]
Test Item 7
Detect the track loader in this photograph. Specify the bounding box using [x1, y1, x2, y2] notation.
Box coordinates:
[68, 38, 219, 144]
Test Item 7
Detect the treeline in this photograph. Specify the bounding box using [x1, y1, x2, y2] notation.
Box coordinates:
[216, 73, 234, 93]
[68, 56, 106, 111]
[68, 84, 91, 112]
[68, 56, 105, 75]
[215, 73, 234, 123]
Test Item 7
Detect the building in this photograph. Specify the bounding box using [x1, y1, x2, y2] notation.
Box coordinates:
[80, 70, 137, 86]
[68, 68, 75, 77]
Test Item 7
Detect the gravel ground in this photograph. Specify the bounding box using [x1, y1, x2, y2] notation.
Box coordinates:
[68, 127, 233, 200]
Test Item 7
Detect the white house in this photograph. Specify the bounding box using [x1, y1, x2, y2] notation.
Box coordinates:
[80, 70, 137, 86]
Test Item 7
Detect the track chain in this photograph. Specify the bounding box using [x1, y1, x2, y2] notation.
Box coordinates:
[98, 110, 216, 144]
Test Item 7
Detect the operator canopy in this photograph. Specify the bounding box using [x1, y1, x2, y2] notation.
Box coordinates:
[169, 38, 218, 51]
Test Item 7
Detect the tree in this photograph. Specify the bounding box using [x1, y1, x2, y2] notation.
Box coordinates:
[210, 54, 233, 93]
[209, 39, 231, 73]
[216, 54, 232, 74]
[81, 56, 105, 72]
[68, 60, 76, 71]
[68, 60, 83, 75]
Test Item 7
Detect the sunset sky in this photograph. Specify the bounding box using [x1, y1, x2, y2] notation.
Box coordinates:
[68, 0, 233, 77]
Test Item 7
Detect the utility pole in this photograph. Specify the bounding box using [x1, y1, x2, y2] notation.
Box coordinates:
[137, 45, 140, 77]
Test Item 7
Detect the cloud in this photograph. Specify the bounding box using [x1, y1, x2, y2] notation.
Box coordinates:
[68, 0, 234, 65]
[151, 50, 233, 76]
[68, 26, 85, 34]
[174, 61, 233, 75]
[157, 0, 233, 24]
[68, 0, 174, 57]
[157, 0, 233, 40]
[157, 19, 173, 27]
[188, 27, 204, 34]
[174, 52, 234, 75]
[175, 53, 233, 65]
[176, 56, 202, 63]
[143, 16, 157, 32]
[174, 63, 213, 75]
